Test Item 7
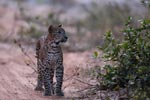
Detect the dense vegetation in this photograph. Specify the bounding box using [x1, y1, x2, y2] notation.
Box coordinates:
[95, 17, 150, 99]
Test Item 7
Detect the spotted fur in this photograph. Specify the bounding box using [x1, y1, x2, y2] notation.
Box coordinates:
[35, 25, 68, 96]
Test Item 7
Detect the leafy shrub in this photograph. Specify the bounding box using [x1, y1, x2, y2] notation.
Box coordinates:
[98, 17, 150, 99]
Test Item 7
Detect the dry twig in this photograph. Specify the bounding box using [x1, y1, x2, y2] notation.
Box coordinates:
[14, 39, 37, 73]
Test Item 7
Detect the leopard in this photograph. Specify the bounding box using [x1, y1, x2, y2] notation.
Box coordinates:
[34, 24, 68, 96]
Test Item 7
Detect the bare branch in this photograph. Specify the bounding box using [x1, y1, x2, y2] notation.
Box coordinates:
[14, 39, 37, 73]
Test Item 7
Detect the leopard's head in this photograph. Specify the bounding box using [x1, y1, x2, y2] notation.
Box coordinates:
[48, 24, 68, 45]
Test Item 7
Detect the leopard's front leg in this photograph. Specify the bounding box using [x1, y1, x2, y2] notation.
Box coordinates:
[55, 65, 64, 96]
[43, 68, 53, 96]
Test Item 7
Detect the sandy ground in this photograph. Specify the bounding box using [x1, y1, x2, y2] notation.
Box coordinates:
[0, 5, 101, 100]
[0, 42, 99, 100]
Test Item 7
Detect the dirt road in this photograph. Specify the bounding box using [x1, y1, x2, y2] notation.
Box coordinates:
[0, 43, 95, 100]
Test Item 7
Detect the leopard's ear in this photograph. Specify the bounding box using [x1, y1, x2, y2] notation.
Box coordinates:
[48, 25, 54, 33]
[58, 24, 62, 27]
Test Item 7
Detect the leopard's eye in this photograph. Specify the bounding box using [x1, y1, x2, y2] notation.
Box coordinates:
[58, 31, 61, 34]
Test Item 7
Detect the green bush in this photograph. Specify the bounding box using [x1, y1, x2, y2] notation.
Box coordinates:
[98, 17, 150, 99]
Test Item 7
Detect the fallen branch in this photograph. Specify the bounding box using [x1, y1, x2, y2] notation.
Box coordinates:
[74, 78, 95, 86]
[75, 86, 96, 93]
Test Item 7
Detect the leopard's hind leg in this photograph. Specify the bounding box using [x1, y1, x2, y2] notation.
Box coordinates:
[35, 61, 44, 91]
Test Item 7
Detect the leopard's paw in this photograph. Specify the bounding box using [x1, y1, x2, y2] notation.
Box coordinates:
[34, 86, 44, 91]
